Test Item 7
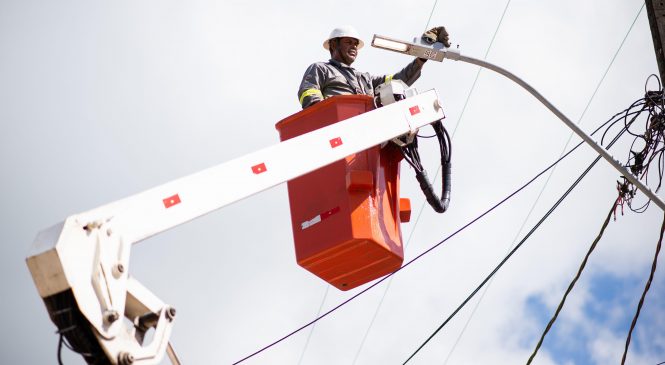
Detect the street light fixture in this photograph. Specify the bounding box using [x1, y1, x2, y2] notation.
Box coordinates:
[371, 33, 665, 211]
[372, 35, 409, 52]
[371, 34, 452, 62]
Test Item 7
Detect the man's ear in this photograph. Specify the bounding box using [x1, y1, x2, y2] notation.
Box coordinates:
[329, 38, 338, 56]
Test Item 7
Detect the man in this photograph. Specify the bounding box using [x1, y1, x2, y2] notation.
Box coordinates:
[298, 25, 450, 109]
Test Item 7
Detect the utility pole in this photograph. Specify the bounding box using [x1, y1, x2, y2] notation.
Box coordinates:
[646, 0, 665, 82]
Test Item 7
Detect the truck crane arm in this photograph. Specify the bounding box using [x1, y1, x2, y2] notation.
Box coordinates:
[26, 90, 445, 365]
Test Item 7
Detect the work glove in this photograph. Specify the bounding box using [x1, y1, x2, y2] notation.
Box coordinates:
[422, 26, 450, 47]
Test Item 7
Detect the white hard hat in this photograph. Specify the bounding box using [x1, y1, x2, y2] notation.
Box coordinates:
[323, 25, 365, 50]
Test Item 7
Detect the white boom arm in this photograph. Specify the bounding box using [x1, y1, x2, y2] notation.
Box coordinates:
[26, 90, 445, 365]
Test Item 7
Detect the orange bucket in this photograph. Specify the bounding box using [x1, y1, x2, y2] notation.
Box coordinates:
[276, 95, 410, 290]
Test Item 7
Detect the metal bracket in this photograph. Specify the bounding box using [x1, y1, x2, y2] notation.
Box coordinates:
[391, 131, 418, 147]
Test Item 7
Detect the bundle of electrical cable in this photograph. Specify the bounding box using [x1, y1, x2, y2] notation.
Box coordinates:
[399, 119, 452, 213]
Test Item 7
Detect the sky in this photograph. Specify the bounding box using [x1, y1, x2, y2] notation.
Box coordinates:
[1, 0, 664, 364]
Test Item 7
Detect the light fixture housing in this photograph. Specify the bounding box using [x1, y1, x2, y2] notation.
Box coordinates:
[371, 34, 447, 62]
[372, 36, 409, 52]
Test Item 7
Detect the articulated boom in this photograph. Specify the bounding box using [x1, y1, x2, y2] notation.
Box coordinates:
[26, 90, 445, 364]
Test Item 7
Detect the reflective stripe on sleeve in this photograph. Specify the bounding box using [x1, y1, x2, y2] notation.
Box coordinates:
[299, 89, 324, 105]
[384, 74, 394, 84]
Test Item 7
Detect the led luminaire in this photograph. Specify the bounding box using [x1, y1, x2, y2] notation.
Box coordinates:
[372, 36, 409, 52]
[371, 34, 447, 62]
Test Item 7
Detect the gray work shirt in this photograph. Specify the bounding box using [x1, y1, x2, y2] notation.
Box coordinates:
[297, 58, 424, 109]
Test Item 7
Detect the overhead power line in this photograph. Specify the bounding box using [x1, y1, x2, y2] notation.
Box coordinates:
[442, 5, 646, 363]
[527, 76, 665, 363]
[308, 2, 452, 361]
[352, 2, 514, 363]
[296, 286, 330, 365]
[450, 0, 512, 139]
[403, 150, 606, 364]
[403, 94, 643, 363]
[231, 110, 604, 364]
[526, 203, 615, 364]
[621, 213, 665, 365]
[303, 1, 447, 359]
[406, 69, 665, 361]
[242, 4, 649, 365]
[423, 0, 440, 32]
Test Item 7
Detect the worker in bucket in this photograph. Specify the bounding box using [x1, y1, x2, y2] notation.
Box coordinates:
[298, 25, 450, 109]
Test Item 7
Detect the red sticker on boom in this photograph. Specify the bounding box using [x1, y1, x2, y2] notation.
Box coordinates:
[409, 105, 420, 115]
[252, 163, 267, 174]
[329, 137, 343, 148]
[163, 194, 181, 208]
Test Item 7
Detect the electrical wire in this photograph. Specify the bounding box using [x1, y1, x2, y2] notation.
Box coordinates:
[49, 296, 97, 365]
[525, 77, 664, 363]
[348, 123, 449, 365]
[352, 3, 514, 363]
[524, 90, 660, 364]
[442, 7, 649, 358]
[402, 151, 606, 364]
[58, 334, 65, 365]
[313, 2, 510, 361]
[526, 202, 615, 364]
[403, 116, 632, 364]
[450, 0, 512, 140]
[404, 72, 663, 361]
[601, 77, 665, 215]
[295, 286, 330, 365]
[561, 2, 645, 156]
[231, 123, 588, 365]
[239, 4, 646, 364]
[423, 0, 440, 32]
[621, 212, 665, 365]
[302, 1, 446, 358]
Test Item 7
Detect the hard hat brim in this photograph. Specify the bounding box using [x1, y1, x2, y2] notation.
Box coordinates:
[323, 37, 365, 50]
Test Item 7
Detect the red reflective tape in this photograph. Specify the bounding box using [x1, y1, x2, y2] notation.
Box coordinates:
[409, 105, 420, 115]
[252, 163, 267, 174]
[329, 137, 343, 148]
[163, 194, 181, 208]
[320, 206, 341, 220]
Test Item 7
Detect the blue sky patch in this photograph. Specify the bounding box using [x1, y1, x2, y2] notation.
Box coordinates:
[524, 270, 665, 365]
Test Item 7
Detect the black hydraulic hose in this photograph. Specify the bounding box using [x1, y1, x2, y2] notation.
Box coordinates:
[416, 164, 451, 213]
[404, 120, 452, 213]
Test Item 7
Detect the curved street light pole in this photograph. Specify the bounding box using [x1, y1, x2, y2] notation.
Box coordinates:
[447, 50, 665, 211]
[371, 34, 665, 211]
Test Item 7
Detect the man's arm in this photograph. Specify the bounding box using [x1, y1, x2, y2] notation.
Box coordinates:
[298, 63, 326, 109]
[370, 24, 451, 89]
[393, 58, 426, 86]
[370, 58, 426, 90]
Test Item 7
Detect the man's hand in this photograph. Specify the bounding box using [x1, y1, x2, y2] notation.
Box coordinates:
[422, 26, 450, 48]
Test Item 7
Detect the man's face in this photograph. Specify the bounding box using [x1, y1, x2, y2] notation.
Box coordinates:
[332, 37, 359, 65]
